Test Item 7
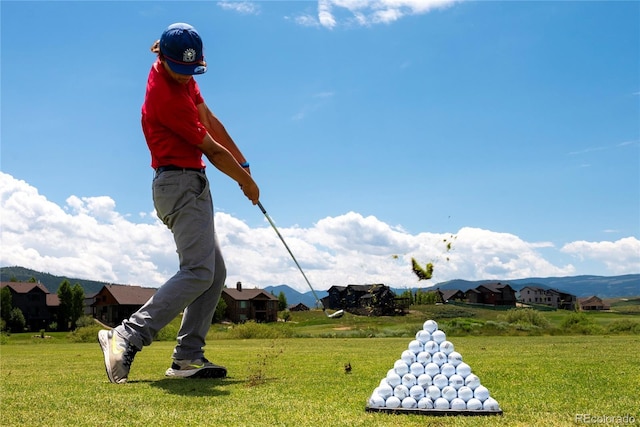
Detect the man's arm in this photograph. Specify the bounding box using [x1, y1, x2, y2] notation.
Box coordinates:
[197, 133, 259, 204]
[197, 103, 250, 172]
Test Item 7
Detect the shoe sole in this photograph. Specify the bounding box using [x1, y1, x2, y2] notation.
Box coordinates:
[98, 330, 124, 384]
[165, 366, 227, 379]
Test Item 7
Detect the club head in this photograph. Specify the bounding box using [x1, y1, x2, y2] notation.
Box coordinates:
[327, 309, 344, 319]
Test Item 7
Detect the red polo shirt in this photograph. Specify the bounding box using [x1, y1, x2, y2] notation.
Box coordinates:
[141, 59, 208, 169]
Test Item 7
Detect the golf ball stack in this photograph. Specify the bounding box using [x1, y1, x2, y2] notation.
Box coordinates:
[367, 319, 501, 412]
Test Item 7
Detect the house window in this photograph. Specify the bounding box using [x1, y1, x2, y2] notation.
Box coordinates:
[240, 301, 248, 309]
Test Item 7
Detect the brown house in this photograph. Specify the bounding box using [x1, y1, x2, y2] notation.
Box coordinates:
[1, 281, 57, 331]
[92, 284, 156, 327]
[289, 303, 310, 312]
[221, 282, 278, 323]
[441, 289, 465, 302]
[465, 282, 516, 306]
[577, 296, 610, 311]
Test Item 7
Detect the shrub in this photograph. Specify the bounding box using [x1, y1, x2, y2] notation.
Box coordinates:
[498, 308, 550, 329]
[227, 321, 291, 339]
[560, 312, 603, 335]
[68, 324, 102, 343]
[606, 319, 640, 334]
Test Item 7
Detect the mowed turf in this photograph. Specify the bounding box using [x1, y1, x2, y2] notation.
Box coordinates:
[1, 335, 638, 427]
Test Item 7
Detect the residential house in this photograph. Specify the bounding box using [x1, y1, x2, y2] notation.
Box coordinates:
[289, 303, 310, 312]
[0, 281, 55, 331]
[465, 283, 516, 306]
[221, 282, 278, 323]
[92, 284, 156, 327]
[520, 286, 576, 310]
[441, 289, 465, 302]
[324, 284, 406, 316]
[578, 296, 610, 311]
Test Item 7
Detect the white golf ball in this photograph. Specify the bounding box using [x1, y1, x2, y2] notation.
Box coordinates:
[448, 374, 465, 390]
[447, 351, 463, 366]
[378, 383, 393, 399]
[439, 340, 454, 355]
[466, 398, 483, 410]
[474, 385, 490, 402]
[432, 373, 448, 389]
[441, 385, 457, 401]
[457, 386, 474, 402]
[385, 396, 401, 408]
[408, 340, 424, 355]
[424, 341, 439, 354]
[410, 362, 424, 377]
[415, 329, 431, 344]
[417, 397, 434, 409]
[432, 352, 447, 366]
[434, 397, 450, 409]
[456, 362, 471, 378]
[417, 373, 432, 388]
[410, 385, 425, 400]
[450, 398, 467, 410]
[368, 393, 386, 408]
[440, 363, 456, 378]
[401, 350, 416, 365]
[394, 360, 409, 376]
[423, 319, 438, 333]
[426, 385, 441, 400]
[483, 397, 500, 411]
[465, 374, 481, 390]
[402, 373, 417, 388]
[394, 384, 410, 400]
[386, 372, 401, 388]
[431, 329, 446, 344]
[417, 351, 431, 365]
[425, 362, 440, 377]
[401, 397, 418, 409]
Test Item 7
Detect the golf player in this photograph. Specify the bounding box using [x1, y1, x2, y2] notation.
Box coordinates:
[99, 23, 259, 383]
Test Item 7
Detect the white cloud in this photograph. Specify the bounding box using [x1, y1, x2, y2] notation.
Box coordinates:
[0, 172, 636, 293]
[297, 0, 460, 29]
[217, 1, 260, 15]
[561, 238, 640, 275]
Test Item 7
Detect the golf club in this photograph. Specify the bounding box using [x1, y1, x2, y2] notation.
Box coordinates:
[258, 201, 344, 319]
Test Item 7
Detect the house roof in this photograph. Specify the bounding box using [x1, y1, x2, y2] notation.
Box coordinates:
[102, 284, 156, 305]
[578, 295, 603, 304]
[441, 289, 463, 300]
[223, 288, 277, 301]
[46, 294, 60, 306]
[478, 283, 514, 293]
[0, 281, 50, 294]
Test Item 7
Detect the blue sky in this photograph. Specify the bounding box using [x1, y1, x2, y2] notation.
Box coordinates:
[1, 1, 639, 292]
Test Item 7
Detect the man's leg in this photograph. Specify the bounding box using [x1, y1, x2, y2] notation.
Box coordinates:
[116, 171, 216, 349]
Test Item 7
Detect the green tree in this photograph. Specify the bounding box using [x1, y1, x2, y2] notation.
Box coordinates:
[277, 291, 288, 312]
[8, 307, 26, 332]
[1, 287, 12, 324]
[57, 280, 73, 331]
[213, 298, 227, 322]
[70, 284, 85, 329]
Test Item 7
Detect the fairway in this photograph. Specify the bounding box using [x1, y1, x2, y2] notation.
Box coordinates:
[1, 335, 638, 426]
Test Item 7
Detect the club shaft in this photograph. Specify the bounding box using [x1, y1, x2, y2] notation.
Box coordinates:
[258, 202, 324, 309]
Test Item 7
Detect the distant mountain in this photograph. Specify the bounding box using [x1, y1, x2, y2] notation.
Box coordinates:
[418, 274, 640, 299]
[0, 266, 142, 295]
[2, 265, 638, 304]
[264, 284, 325, 309]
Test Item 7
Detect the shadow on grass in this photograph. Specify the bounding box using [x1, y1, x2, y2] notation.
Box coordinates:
[147, 377, 246, 396]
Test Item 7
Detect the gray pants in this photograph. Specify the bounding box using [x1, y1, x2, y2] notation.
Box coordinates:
[116, 169, 225, 361]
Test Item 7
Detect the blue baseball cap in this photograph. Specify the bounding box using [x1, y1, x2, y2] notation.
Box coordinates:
[159, 23, 207, 75]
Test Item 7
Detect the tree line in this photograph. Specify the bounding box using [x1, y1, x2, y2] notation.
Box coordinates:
[0, 277, 85, 333]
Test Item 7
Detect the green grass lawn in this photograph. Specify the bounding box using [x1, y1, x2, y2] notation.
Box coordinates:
[1, 334, 639, 427]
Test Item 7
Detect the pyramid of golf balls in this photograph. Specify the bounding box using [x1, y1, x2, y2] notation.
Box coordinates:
[367, 319, 501, 412]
